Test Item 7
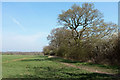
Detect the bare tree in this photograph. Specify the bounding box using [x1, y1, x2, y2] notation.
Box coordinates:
[58, 3, 117, 46]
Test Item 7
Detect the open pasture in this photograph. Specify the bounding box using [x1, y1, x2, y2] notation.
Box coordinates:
[2, 55, 120, 80]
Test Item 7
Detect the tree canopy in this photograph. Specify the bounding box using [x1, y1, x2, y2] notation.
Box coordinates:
[43, 3, 119, 66]
[58, 3, 117, 44]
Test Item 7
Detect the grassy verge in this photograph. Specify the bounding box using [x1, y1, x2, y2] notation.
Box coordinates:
[2, 55, 120, 80]
[46, 57, 119, 74]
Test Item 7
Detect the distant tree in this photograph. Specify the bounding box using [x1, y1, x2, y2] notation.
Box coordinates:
[47, 27, 73, 48]
[43, 46, 55, 55]
[47, 27, 74, 56]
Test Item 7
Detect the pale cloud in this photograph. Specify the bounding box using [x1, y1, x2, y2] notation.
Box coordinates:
[2, 32, 49, 52]
[12, 32, 48, 42]
[113, 32, 118, 36]
[10, 16, 26, 31]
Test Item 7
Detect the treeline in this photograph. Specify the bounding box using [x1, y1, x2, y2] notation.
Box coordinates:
[43, 3, 120, 66]
[2, 52, 43, 55]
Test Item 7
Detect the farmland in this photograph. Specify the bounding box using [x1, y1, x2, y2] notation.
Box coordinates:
[2, 2, 120, 80]
[2, 55, 120, 79]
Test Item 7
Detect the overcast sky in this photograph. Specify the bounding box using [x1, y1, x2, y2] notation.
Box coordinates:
[2, 2, 118, 52]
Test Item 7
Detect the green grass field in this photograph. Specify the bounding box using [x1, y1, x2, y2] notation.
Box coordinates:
[2, 55, 120, 79]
